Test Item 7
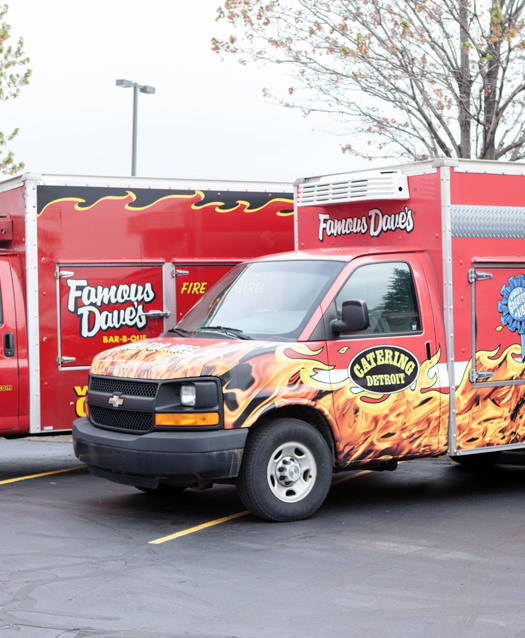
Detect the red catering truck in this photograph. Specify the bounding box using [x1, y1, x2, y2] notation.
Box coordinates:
[74, 158, 525, 521]
[0, 173, 293, 436]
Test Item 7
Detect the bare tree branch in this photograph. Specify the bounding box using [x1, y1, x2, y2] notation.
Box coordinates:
[213, 0, 525, 161]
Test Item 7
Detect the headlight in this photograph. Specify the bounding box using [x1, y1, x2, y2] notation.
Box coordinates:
[180, 384, 196, 407]
[154, 379, 222, 428]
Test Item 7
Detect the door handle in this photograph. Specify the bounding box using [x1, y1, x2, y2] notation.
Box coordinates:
[3, 333, 14, 357]
[143, 309, 172, 318]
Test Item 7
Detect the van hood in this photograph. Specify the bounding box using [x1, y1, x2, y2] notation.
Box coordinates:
[90, 337, 281, 380]
[90, 337, 339, 430]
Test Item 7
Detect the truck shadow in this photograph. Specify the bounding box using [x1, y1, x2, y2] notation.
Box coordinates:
[322, 459, 525, 516]
[96, 458, 525, 527]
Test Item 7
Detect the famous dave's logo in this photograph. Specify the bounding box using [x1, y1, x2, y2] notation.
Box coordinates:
[499, 274, 525, 362]
[318, 207, 414, 242]
[349, 345, 420, 394]
[66, 279, 156, 338]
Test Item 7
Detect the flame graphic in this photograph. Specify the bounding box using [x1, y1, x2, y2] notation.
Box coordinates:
[38, 190, 293, 217]
[91, 337, 525, 467]
[332, 349, 443, 465]
[220, 344, 335, 429]
[91, 340, 261, 381]
[455, 344, 525, 449]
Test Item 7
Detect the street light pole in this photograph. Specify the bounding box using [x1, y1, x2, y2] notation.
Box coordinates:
[116, 79, 156, 177]
[132, 83, 139, 177]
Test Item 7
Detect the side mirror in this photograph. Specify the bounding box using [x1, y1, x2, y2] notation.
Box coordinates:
[331, 299, 369, 334]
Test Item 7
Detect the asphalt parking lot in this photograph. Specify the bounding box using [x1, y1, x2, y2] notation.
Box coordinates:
[1, 438, 525, 638]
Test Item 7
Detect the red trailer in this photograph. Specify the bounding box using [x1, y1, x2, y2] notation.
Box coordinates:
[74, 158, 525, 521]
[0, 173, 293, 436]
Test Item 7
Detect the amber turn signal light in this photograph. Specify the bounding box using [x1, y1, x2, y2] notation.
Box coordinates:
[155, 413, 220, 426]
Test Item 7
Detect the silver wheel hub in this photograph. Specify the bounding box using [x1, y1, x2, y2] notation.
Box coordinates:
[277, 456, 302, 486]
[267, 441, 317, 503]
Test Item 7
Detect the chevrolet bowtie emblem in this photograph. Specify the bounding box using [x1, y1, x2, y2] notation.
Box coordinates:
[108, 394, 124, 407]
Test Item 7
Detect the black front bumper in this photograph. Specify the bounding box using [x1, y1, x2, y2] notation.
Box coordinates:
[73, 417, 248, 488]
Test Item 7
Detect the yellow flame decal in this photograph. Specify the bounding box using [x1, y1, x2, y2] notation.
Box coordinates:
[38, 190, 293, 217]
[38, 191, 198, 217]
[190, 194, 293, 215]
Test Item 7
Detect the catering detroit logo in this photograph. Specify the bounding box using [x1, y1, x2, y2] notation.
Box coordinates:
[66, 279, 156, 338]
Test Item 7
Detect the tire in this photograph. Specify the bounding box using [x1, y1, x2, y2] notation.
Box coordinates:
[237, 418, 333, 522]
[449, 451, 502, 468]
[135, 483, 187, 495]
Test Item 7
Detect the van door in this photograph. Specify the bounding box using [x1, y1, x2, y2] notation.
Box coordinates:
[0, 256, 19, 430]
[325, 254, 440, 468]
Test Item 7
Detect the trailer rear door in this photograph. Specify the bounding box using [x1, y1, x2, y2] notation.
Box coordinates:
[469, 261, 525, 386]
[57, 264, 167, 368]
[461, 260, 525, 450]
[0, 256, 19, 430]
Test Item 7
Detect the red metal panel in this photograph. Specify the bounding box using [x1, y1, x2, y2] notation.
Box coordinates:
[451, 170, 525, 206]
[0, 215, 12, 241]
[8, 255, 28, 431]
[296, 172, 443, 292]
[451, 238, 525, 366]
[35, 185, 293, 431]
[36, 186, 293, 263]
[0, 256, 19, 431]
[175, 265, 237, 321]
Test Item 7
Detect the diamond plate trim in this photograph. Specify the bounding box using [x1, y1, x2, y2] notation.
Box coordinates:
[451, 205, 525, 238]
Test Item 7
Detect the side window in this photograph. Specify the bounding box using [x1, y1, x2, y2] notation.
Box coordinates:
[335, 262, 421, 335]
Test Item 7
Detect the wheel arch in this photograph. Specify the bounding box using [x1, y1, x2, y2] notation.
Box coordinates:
[247, 404, 337, 465]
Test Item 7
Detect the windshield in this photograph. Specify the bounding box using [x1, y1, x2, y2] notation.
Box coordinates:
[177, 260, 344, 341]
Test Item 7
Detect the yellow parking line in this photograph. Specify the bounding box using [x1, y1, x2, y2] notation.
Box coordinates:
[331, 469, 372, 485]
[150, 470, 374, 544]
[0, 465, 86, 485]
[149, 510, 251, 545]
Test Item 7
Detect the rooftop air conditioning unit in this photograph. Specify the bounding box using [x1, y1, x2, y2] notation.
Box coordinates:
[296, 170, 409, 207]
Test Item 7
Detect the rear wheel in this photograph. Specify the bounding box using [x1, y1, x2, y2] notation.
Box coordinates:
[237, 418, 332, 522]
[449, 451, 502, 468]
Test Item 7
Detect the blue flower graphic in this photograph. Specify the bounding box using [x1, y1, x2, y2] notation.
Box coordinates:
[499, 274, 525, 361]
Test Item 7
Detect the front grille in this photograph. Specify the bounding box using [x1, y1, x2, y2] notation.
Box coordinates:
[89, 405, 153, 432]
[89, 377, 158, 398]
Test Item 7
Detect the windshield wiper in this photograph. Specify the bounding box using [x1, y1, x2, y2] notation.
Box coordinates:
[196, 326, 253, 340]
[166, 328, 192, 337]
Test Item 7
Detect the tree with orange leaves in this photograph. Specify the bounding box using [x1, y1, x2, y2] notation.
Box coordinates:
[0, 4, 30, 175]
[213, 0, 525, 161]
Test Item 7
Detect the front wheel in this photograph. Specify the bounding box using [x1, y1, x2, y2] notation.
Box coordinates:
[237, 418, 332, 522]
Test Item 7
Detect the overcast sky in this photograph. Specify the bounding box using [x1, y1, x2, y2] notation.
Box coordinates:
[1, 0, 384, 186]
